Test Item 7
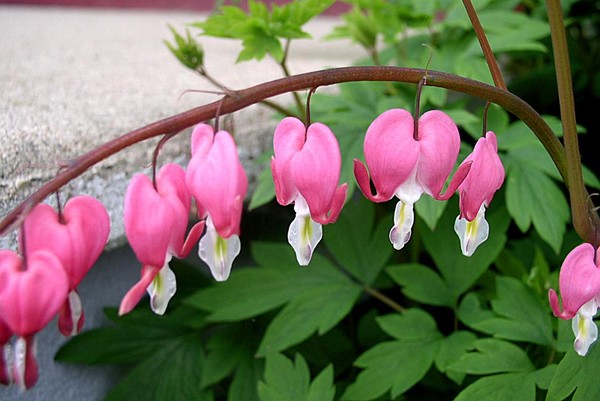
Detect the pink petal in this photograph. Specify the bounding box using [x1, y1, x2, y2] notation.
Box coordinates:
[119, 265, 159, 316]
[21, 196, 109, 289]
[272, 117, 305, 205]
[0, 250, 69, 336]
[416, 110, 461, 198]
[457, 131, 505, 220]
[291, 122, 345, 222]
[124, 174, 176, 267]
[549, 243, 600, 319]
[187, 130, 248, 238]
[190, 123, 215, 158]
[358, 109, 420, 201]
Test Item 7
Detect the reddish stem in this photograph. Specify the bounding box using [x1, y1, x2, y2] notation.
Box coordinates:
[0, 66, 567, 237]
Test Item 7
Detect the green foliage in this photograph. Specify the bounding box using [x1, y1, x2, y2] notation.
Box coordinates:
[191, 0, 335, 62]
[258, 353, 335, 401]
[164, 25, 204, 71]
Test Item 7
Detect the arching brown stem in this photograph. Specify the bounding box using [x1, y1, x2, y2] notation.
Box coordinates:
[0, 66, 573, 238]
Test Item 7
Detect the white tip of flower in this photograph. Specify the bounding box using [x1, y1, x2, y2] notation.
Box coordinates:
[199, 221, 240, 281]
[147, 263, 177, 315]
[454, 205, 489, 257]
[389, 201, 414, 250]
[572, 299, 599, 356]
[288, 213, 323, 266]
[68, 290, 83, 336]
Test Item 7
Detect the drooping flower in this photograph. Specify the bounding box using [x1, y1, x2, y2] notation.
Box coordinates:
[548, 243, 600, 356]
[354, 109, 469, 250]
[271, 117, 348, 265]
[0, 249, 69, 389]
[186, 124, 248, 281]
[121, 163, 204, 315]
[453, 131, 505, 256]
[21, 196, 110, 336]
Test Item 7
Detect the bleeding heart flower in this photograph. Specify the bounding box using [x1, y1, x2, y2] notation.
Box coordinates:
[548, 243, 600, 356]
[186, 124, 248, 281]
[271, 117, 347, 265]
[354, 109, 469, 250]
[0, 249, 69, 389]
[121, 163, 204, 316]
[453, 131, 505, 256]
[21, 195, 110, 336]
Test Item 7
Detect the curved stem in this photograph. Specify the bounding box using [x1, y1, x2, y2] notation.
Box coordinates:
[0, 66, 569, 236]
[546, 0, 597, 244]
[363, 284, 406, 313]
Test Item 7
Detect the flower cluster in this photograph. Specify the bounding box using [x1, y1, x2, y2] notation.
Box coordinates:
[353, 108, 504, 256]
[121, 124, 247, 316]
[0, 196, 109, 389]
[0, 106, 509, 389]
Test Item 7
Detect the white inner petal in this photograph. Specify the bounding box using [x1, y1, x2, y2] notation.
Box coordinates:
[394, 167, 424, 205]
[572, 298, 599, 356]
[68, 290, 83, 336]
[147, 256, 176, 315]
[389, 200, 414, 251]
[288, 199, 323, 266]
[454, 204, 489, 257]
[199, 216, 240, 281]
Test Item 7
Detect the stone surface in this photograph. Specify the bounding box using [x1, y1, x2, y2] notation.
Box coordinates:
[0, 5, 362, 251]
[0, 5, 362, 400]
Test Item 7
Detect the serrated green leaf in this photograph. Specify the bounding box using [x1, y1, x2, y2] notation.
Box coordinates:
[257, 283, 361, 355]
[324, 198, 393, 284]
[505, 159, 569, 253]
[184, 268, 296, 321]
[103, 334, 213, 401]
[386, 263, 454, 307]
[258, 353, 335, 401]
[458, 277, 553, 345]
[454, 372, 535, 401]
[228, 356, 263, 401]
[547, 346, 600, 401]
[435, 331, 477, 384]
[342, 339, 439, 400]
[419, 200, 510, 304]
[487, 276, 553, 345]
[449, 338, 535, 375]
[376, 309, 442, 342]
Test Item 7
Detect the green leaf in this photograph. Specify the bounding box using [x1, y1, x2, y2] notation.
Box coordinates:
[185, 267, 298, 321]
[249, 154, 275, 210]
[547, 346, 600, 401]
[386, 263, 454, 307]
[448, 338, 535, 375]
[257, 283, 361, 355]
[485, 277, 553, 345]
[435, 331, 477, 384]
[228, 355, 263, 401]
[342, 339, 439, 400]
[419, 200, 510, 305]
[103, 334, 213, 401]
[505, 158, 569, 253]
[454, 372, 536, 401]
[258, 353, 335, 401]
[414, 195, 448, 231]
[324, 198, 393, 284]
[376, 309, 442, 342]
